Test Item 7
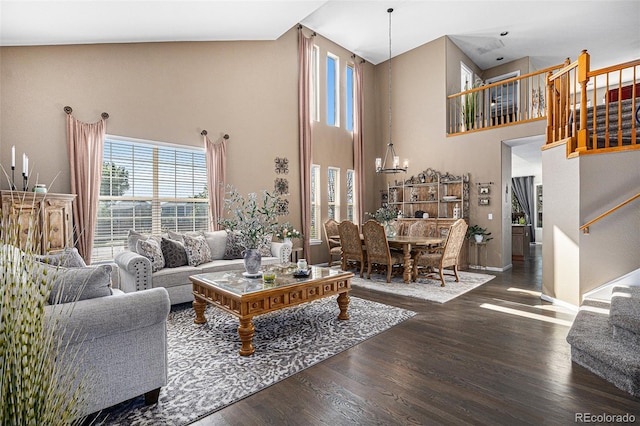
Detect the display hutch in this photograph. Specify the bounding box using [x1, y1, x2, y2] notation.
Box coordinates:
[1, 191, 76, 254]
[382, 168, 470, 269]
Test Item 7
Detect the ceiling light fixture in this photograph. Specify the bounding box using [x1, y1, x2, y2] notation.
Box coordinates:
[376, 7, 407, 174]
[496, 57, 504, 61]
[500, 31, 509, 37]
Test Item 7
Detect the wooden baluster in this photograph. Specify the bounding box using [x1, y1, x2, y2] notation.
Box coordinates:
[576, 50, 589, 153]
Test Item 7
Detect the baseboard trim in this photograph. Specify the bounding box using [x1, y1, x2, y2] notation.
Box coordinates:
[541, 294, 579, 312]
[469, 264, 511, 272]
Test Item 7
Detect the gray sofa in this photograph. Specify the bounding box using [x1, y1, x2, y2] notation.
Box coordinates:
[45, 285, 170, 417]
[115, 230, 284, 305]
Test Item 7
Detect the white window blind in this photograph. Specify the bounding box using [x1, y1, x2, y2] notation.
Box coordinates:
[310, 164, 321, 240]
[93, 136, 209, 261]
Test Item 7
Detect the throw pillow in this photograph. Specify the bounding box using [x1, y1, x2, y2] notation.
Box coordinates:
[127, 229, 163, 254]
[161, 237, 188, 268]
[137, 238, 165, 272]
[183, 234, 212, 267]
[35, 247, 87, 268]
[258, 234, 273, 257]
[223, 231, 244, 260]
[167, 230, 200, 244]
[42, 264, 113, 305]
[200, 230, 227, 260]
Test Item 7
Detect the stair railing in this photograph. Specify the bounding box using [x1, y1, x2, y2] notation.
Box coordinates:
[447, 63, 565, 136]
[547, 50, 640, 157]
[580, 193, 640, 234]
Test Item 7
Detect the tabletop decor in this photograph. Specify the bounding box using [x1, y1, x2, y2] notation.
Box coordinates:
[274, 222, 302, 266]
[366, 206, 398, 237]
[219, 186, 281, 274]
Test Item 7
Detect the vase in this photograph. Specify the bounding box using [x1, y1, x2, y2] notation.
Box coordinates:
[474, 234, 483, 243]
[280, 238, 293, 267]
[243, 249, 262, 275]
[384, 221, 397, 238]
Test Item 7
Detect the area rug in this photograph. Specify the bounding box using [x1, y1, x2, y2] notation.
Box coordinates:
[96, 296, 416, 425]
[348, 270, 495, 303]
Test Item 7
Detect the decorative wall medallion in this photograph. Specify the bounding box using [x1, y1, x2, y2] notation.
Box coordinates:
[274, 178, 289, 196]
[276, 198, 289, 216]
[275, 157, 289, 174]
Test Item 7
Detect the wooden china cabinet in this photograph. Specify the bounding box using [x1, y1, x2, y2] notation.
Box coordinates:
[383, 168, 470, 269]
[1, 191, 76, 254]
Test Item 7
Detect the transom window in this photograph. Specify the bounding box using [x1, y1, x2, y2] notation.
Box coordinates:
[346, 64, 354, 131]
[93, 136, 209, 261]
[326, 53, 340, 127]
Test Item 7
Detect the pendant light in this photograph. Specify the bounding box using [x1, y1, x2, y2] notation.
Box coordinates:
[375, 7, 407, 174]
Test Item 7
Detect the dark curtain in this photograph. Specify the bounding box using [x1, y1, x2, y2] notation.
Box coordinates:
[512, 176, 535, 243]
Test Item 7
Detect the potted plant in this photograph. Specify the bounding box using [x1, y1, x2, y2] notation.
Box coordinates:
[219, 185, 281, 274]
[366, 207, 398, 237]
[1, 205, 89, 424]
[274, 222, 302, 266]
[466, 224, 493, 243]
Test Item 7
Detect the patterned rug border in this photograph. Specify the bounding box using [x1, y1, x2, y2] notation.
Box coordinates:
[347, 269, 496, 303]
[97, 296, 417, 425]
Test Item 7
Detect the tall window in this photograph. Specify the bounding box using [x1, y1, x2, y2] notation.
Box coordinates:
[310, 164, 321, 240]
[311, 45, 320, 122]
[346, 169, 355, 222]
[346, 64, 354, 131]
[327, 167, 340, 221]
[326, 53, 339, 127]
[93, 136, 208, 261]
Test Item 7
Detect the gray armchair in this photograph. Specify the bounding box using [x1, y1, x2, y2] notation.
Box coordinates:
[45, 287, 170, 416]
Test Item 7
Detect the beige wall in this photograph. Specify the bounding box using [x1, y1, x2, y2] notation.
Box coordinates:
[0, 28, 379, 265]
[372, 36, 546, 269]
[1, 31, 302, 195]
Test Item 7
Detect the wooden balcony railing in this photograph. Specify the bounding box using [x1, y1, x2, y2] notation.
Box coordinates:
[547, 50, 640, 157]
[447, 63, 566, 135]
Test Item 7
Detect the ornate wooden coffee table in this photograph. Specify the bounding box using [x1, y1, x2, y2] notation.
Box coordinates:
[190, 266, 353, 356]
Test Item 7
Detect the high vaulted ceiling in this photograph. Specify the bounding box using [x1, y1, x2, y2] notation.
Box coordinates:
[1, 1, 638, 71]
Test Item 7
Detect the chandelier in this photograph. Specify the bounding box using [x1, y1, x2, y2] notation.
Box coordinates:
[376, 7, 407, 174]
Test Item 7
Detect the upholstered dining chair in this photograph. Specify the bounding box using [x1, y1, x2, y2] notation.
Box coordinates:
[412, 218, 468, 286]
[337, 220, 365, 277]
[323, 219, 342, 267]
[407, 220, 429, 237]
[362, 220, 404, 283]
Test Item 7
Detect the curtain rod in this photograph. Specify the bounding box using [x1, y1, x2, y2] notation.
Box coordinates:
[201, 130, 229, 140]
[64, 105, 109, 119]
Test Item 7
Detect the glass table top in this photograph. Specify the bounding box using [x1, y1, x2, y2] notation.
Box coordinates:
[191, 265, 350, 296]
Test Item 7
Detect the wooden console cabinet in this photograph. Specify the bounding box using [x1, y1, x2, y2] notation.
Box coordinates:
[512, 224, 531, 260]
[1, 191, 76, 254]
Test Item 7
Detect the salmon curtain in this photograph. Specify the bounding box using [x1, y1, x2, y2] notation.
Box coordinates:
[353, 59, 366, 225]
[298, 28, 314, 260]
[65, 110, 107, 264]
[204, 133, 227, 231]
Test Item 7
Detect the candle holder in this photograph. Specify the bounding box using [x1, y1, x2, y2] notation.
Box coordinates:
[22, 174, 28, 192]
[10, 166, 16, 190]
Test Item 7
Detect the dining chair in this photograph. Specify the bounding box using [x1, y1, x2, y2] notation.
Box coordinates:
[412, 218, 468, 286]
[362, 220, 404, 283]
[407, 220, 429, 237]
[337, 220, 365, 277]
[323, 219, 342, 267]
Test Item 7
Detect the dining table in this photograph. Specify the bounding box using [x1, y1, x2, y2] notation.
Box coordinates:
[386, 235, 445, 282]
[331, 234, 444, 283]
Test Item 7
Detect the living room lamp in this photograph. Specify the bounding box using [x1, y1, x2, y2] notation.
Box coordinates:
[376, 8, 407, 175]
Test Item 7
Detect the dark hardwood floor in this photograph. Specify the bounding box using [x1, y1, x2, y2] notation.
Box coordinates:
[194, 245, 640, 425]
